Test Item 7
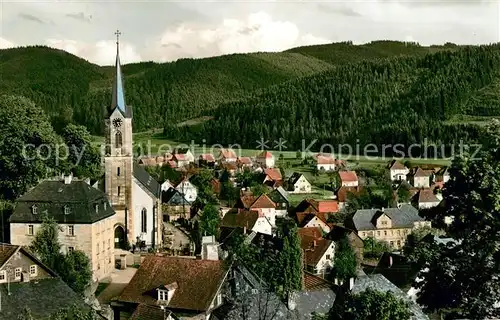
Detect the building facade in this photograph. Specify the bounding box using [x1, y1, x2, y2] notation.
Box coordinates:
[10, 176, 116, 280]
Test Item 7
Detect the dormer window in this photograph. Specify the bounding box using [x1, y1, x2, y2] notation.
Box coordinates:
[157, 282, 178, 303]
[32, 205, 38, 215]
[95, 204, 99, 213]
[104, 202, 107, 210]
[64, 205, 70, 215]
[158, 289, 168, 301]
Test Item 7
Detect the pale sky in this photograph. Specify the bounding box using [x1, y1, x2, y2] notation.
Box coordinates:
[0, 0, 499, 65]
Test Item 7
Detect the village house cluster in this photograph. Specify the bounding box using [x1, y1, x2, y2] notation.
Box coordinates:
[0, 39, 448, 320]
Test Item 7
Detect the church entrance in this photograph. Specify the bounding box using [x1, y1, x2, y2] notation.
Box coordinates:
[114, 225, 126, 249]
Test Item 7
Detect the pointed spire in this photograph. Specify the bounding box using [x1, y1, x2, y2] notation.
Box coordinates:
[111, 30, 128, 116]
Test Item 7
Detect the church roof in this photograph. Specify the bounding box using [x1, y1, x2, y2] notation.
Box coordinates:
[133, 163, 161, 198]
[110, 38, 132, 118]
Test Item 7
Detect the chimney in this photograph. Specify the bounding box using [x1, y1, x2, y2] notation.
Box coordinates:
[381, 207, 385, 212]
[64, 173, 73, 185]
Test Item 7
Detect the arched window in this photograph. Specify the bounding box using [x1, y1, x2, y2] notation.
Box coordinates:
[141, 208, 147, 233]
[115, 131, 123, 149]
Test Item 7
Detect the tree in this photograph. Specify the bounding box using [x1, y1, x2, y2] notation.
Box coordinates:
[29, 215, 92, 295]
[331, 236, 357, 281]
[0, 95, 63, 201]
[396, 182, 411, 203]
[330, 289, 412, 320]
[415, 120, 500, 319]
[221, 182, 239, 206]
[60, 124, 102, 180]
[363, 237, 390, 259]
[198, 204, 221, 237]
[250, 183, 268, 196]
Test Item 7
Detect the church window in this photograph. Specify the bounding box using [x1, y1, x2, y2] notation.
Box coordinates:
[117, 167, 120, 176]
[32, 205, 38, 215]
[141, 208, 147, 233]
[115, 131, 123, 148]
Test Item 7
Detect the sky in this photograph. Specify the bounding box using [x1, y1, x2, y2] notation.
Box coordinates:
[0, 0, 499, 65]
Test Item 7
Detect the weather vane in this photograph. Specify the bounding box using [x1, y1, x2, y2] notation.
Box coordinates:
[115, 30, 121, 45]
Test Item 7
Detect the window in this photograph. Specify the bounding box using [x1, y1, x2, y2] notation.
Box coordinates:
[68, 225, 74, 236]
[102, 241, 105, 252]
[15, 267, 21, 280]
[97, 263, 100, 270]
[68, 246, 74, 253]
[362, 232, 366, 237]
[104, 202, 107, 210]
[95, 204, 99, 213]
[97, 243, 100, 254]
[0, 270, 6, 283]
[64, 205, 70, 215]
[29, 265, 37, 276]
[377, 231, 380, 236]
[326, 254, 331, 260]
[390, 241, 394, 247]
[381, 221, 387, 225]
[108, 257, 112, 264]
[397, 240, 401, 247]
[108, 239, 110, 249]
[158, 289, 167, 301]
[32, 205, 38, 215]
[115, 131, 122, 148]
[28, 225, 34, 236]
[384, 231, 387, 236]
[141, 208, 147, 233]
[117, 167, 121, 176]
[118, 186, 121, 196]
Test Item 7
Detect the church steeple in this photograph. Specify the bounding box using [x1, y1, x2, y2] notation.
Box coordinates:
[110, 30, 131, 118]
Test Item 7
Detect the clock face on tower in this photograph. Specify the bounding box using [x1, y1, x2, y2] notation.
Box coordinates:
[113, 118, 123, 128]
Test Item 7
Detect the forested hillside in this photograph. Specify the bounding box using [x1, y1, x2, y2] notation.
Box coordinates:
[0, 41, 451, 134]
[169, 45, 500, 155]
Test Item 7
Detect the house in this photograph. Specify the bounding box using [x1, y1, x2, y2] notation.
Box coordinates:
[287, 273, 336, 319]
[113, 255, 230, 319]
[214, 264, 296, 320]
[198, 153, 216, 168]
[161, 179, 175, 192]
[0, 244, 91, 320]
[237, 157, 253, 169]
[351, 205, 431, 250]
[268, 186, 290, 217]
[326, 225, 364, 264]
[219, 148, 238, 163]
[388, 160, 410, 181]
[299, 230, 336, 276]
[263, 168, 283, 187]
[235, 194, 277, 227]
[315, 154, 336, 171]
[161, 188, 192, 221]
[288, 173, 312, 194]
[412, 189, 440, 209]
[221, 209, 273, 236]
[256, 151, 275, 168]
[173, 148, 195, 166]
[175, 178, 198, 203]
[411, 167, 432, 188]
[295, 199, 339, 214]
[336, 186, 363, 210]
[350, 273, 429, 320]
[338, 171, 358, 187]
[10, 176, 116, 280]
[296, 213, 333, 233]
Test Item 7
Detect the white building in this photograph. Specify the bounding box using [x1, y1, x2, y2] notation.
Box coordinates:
[175, 179, 198, 203]
[388, 160, 410, 181]
[339, 171, 359, 187]
[288, 172, 312, 194]
[256, 151, 275, 168]
[161, 180, 174, 192]
[315, 154, 336, 171]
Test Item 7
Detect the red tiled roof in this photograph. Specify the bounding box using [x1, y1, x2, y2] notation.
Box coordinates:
[174, 153, 186, 161]
[250, 194, 276, 209]
[200, 153, 216, 162]
[168, 161, 177, 168]
[316, 154, 335, 165]
[224, 163, 238, 171]
[303, 272, 334, 291]
[118, 256, 228, 312]
[257, 151, 273, 159]
[239, 195, 257, 209]
[264, 168, 282, 181]
[416, 189, 440, 203]
[298, 227, 323, 240]
[238, 157, 253, 165]
[389, 160, 407, 170]
[336, 186, 363, 203]
[296, 212, 331, 228]
[299, 234, 333, 267]
[220, 149, 237, 160]
[317, 200, 339, 213]
[414, 167, 431, 177]
[339, 171, 358, 183]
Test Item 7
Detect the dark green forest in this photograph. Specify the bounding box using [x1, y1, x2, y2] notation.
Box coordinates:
[169, 45, 500, 155]
[0, 41, 455, 135]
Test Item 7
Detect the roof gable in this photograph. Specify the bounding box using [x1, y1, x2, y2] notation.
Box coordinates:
[339, 171, 358, 183]
[250, 194, 276, 209]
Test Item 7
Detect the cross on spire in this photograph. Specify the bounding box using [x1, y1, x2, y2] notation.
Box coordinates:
[115, 30, 121, 45]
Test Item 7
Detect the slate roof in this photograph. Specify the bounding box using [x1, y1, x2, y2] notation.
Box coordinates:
[273, 186, 290, 202]
[130, 304, 174, 320]
[133, 162, 161, 197]
[351, 274, 429, 320]
[118, 255, 229, 312]
[109, 45, 132, 118]
[290, 287, 336, 320]
[11, 179, 115, 224]
[352, 205, 425, 231]
[162, 188, 191, 206]
[0, 277, 90, 320]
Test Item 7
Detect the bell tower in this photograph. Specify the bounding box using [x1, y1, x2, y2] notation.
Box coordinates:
[104, 30, 134, 246]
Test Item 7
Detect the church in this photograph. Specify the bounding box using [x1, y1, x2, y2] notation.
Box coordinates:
[104, 32, 162, 249]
